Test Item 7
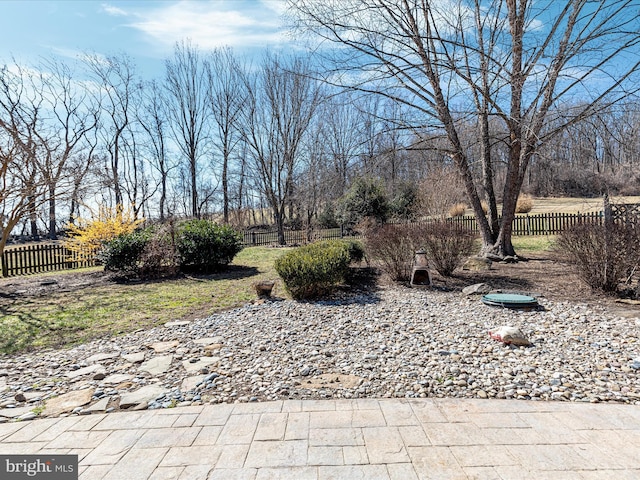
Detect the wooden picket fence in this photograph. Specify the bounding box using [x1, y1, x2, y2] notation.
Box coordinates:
[447, 211, 603, 235]
[1, 244, 94, 277]
[0, 211, 605, 277]
[242, 227, 345, 246]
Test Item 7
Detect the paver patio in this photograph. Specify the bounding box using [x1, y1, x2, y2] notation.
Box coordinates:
[0, 398, 638, 479]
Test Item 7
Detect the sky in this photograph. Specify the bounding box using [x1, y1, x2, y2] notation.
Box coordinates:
[0, 0, 290, 78]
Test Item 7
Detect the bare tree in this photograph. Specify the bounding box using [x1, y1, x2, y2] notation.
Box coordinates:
[243, 53, 322, 244]
[165, 40, 210, 218]
[85, 53, 139, 208]
[138, 79, 173, 220]
[36, 59, 98, 239]
[289, 0, 640, 256]
[206, 47, 248, 224]
[0, 64, 48, 254]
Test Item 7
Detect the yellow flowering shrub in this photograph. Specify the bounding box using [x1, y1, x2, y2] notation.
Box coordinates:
[64, 205, 143, 260]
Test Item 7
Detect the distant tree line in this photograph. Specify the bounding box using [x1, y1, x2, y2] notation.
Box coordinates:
[2, 1, 640, 258]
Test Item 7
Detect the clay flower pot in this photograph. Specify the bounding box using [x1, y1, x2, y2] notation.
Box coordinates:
[254, 280, 275, 298]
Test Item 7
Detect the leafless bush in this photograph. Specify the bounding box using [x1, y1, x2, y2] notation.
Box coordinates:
[138, 223, 180, 279]
[366, 224, 425, 282]
[558, 222, 640, 293]
[422, 221, 476, 276]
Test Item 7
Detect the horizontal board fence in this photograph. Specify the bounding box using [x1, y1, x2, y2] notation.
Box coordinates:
[0, 211, 605, 277]
[1, 244, 95, 277]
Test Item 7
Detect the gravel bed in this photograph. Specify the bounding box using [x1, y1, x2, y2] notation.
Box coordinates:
[1, 286, 639, 419]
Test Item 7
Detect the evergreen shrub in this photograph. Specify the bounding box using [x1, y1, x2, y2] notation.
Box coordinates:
[176, 220, 243, 272]
[275, 240, 353, 299]
[99, 230, 151, 273]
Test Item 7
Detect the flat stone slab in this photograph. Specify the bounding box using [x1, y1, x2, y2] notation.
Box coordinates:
[119, 384, 168, 409]
[65, 364, 106, 379]
[139, 355, 173, 375]
[44, 388, 94, 416]
[181, 357, 220, 373]
[102, 374, 134, 385]
[122, 352, 146, 364]
[165, 320, 191, 327]
[181, 375, 204, 392]
[83, 397, 110, 413]
[193, 336, 224, 346]
[86, 352, 121, 364]
[0, 405, 37, 419]
[148, 341, 179, 353]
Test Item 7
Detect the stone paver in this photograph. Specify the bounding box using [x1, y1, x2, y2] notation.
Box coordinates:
[0, 398, 638, 479]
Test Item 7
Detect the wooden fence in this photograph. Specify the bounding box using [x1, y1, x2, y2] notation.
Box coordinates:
[1, 244, 95, 277]
[242, 227, 345, 246]
[447, 211, 603, 235]
[0, 211, 605, 277]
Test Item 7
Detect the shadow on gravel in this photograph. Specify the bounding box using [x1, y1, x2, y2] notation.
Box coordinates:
[311, 266, 384, 306]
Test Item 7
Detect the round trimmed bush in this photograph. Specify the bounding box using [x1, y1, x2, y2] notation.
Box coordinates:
[275, 240, 353, 299]
[99, 230, 151, 273]
[176, 220, 243, 272]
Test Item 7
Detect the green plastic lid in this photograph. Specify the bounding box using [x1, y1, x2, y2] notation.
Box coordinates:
[482, 293, 538, 308]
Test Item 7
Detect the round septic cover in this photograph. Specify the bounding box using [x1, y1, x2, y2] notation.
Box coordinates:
[482, 293, 538, 308]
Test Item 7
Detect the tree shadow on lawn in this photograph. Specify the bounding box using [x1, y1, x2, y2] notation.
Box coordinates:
[111, 265, 261, 285]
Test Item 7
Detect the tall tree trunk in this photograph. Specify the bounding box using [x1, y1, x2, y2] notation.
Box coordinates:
[48, 184, 57, 240]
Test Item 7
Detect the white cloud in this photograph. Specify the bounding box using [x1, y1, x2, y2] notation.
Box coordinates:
[124, 0, 286, 50]
[101, 3, 129, 17]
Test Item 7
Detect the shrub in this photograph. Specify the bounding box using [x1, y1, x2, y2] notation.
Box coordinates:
[422, 221, 476, 276]
[390, 181, 419, 221]
[338, 177, 389, 228]
[317, 203, 339, 229]
[65, 204, 143, 260]
[516, 194, 534, 214]
[366, 224, 424, 281]
[557, 222, 640, 293]
[342, 239, 365, 263]
[176, 220, 243, 272]
[99, 230, 150, 273]
[275, 240, 352, 299]
[448, 203, 467, 217]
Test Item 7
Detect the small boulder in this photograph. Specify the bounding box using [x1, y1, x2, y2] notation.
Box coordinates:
[462, 256, 492, 271]
[462, 283, 492, 295]
[489, 326, 531, 346]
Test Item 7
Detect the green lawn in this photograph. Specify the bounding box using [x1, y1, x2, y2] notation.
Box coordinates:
[0, 247, 291, 354]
